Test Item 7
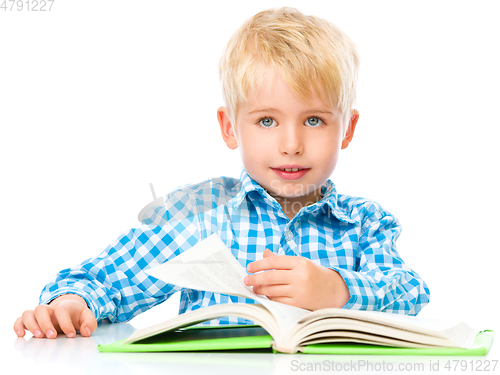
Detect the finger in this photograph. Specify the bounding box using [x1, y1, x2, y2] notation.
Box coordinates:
[248, 254, 298, 273]
[34, 305, 58, 339]
[54, 305, 76, 338]
[263, 249, 276, 258]
[245, 270, 291, 286]
[79, 308, 97, 337]
[14, 317, 27, 337]
[22, 309, 45, 338]
[253, 284, 292, 298]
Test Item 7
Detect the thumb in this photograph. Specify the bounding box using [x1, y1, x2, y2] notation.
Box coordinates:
[263, 248, 276, 258]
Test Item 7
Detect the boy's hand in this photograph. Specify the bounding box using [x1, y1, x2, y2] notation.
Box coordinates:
[14, 294, 97, 339]
[244, 249, 350, 311]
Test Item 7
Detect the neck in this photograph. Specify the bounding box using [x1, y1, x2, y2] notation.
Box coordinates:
[272, 189, 323, 220]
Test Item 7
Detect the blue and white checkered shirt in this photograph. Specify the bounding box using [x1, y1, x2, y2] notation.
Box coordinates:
[40, 168, 430, 325]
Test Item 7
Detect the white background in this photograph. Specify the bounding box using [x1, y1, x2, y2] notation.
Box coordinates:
[1, 0, 499, 345]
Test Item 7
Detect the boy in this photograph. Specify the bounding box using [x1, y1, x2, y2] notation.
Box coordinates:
[14, 7, 430, 339]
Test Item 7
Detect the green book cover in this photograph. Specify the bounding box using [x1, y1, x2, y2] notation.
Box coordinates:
[98, 326, 494, 356]
[98, 326, 273, 353]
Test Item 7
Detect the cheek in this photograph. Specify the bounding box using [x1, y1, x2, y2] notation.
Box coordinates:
[326, 152, 340, 171]
[312, 132, 342, 167]
[238, 132, 273, 161]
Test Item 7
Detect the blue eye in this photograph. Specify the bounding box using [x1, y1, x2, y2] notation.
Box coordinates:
[305, 117, 323, 127]
[258, 117, 277, 128]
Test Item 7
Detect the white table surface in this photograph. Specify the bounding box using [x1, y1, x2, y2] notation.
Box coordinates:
[5, 320, 499, 375]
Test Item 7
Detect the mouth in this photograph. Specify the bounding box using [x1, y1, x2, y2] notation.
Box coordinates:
[275, 168, 306, 172]
[273, 165, 309, 171]
[271, 166, 310, 180]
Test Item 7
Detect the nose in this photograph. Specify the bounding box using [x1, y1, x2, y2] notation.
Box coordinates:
[279, 123, 304, 155]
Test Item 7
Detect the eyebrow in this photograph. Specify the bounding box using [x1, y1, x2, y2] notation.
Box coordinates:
[248, 108, 334, 115]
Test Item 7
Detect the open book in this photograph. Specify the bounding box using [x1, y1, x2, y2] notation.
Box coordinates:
[98, 234, 493, 355]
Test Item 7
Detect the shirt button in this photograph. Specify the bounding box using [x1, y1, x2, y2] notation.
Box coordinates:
[285, 230, 293, 241]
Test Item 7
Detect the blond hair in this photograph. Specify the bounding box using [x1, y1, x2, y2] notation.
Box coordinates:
[219, 7, 360, 128]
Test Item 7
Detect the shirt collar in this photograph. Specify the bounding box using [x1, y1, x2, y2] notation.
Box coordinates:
[231, 168, 278, 210]
[231, 168, 357, 224]
[316, 179, 358, 224]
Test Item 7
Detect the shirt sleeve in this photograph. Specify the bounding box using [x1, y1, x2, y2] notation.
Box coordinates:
[39, 190, 202, 323]
[332, 203, 430, 316]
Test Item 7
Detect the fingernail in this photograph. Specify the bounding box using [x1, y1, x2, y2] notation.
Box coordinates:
[46, 330, 54, 338]
[247, 264, 252, 272]
[85, 327, 91, 337]
[34, 330, 42, 338]
[244, 276, 249, 285]
[67, 331, 75, 338]
[16, 330, 22, 337]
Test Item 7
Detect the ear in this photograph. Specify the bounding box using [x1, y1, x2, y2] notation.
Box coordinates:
[217, 106, 238, 150]
[341, 109, 359, 149]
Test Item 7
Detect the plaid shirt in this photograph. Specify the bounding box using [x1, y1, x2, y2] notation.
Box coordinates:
[40, 168, 430, 325]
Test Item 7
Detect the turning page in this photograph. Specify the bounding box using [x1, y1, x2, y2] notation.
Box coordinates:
[145, 234, 309, 334]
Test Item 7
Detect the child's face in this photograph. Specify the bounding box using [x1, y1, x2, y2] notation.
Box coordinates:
[218, 70, 358, 211]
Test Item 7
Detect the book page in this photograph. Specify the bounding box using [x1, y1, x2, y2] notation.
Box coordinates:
[145, 234, 309, 335]
[146, 234, 256, 299]
[295, 308, 477, 349]
[294, 319, 464, 348]
[123, 303, 278, 344]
